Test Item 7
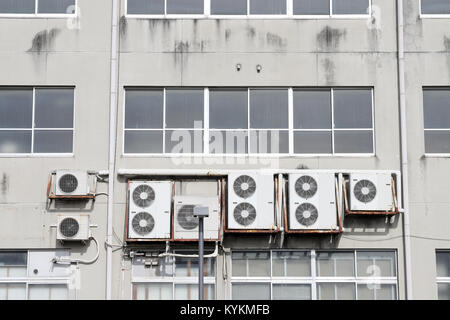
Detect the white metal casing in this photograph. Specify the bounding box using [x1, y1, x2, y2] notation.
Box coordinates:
[57, 214, 91, 241]
[349, 172, 394, 211]
[227, 173, 276, 230]
[128, 181, 172, 240]
[288, 172, 338, 231]
[28, 250, 70, 277]
[55, 170, 89, 196]
[173, 196, 220, 240]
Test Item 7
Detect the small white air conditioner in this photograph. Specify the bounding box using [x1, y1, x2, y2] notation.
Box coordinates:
[57, 214, 91, 241]
[173, 196, 220, 240]
[227, 173, 276, 230]
[55, 170, 89, 196]
[349, 173, 394, 211]
[128, 181, 172, 240]
[288, 173, 338, 231]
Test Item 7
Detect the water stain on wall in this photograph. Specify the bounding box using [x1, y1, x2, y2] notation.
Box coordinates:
[119, 15, 128, 37]
[266, 32, 287, 48]
[317, 26, 347, 50]
[27, 28, 61, 53]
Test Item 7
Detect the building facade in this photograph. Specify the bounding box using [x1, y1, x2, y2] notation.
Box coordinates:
[0, 0, 449, 300]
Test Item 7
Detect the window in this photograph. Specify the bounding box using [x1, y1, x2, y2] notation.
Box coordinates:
[132, 253, 216, 300]
[423, 88, 450, 154]
[0, 88, 74, 155]
[436, 251, 450, 300]
[211, 0, 247, 15]
[124, 87, 374, 156]
[231, 250, 397, 300]
[0, 0, 76, 15]
[421, 0, 450, 15]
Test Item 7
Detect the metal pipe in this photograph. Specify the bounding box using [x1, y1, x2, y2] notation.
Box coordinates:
[106, 0, 120, 300]
[396, 0, 413, 300]
[199, 217, 204, 300]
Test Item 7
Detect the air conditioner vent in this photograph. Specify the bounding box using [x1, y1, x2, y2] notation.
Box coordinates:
[295, 175, 318, 199]
[295, 203, 319, 227]
[233, 175, 256, 199]
[59, 217, 80, 238]
[132, 212, 155, 236]
[57, 215, 90, 241]
[353, 179, 377, 203]
[233, 202, 257, 226]
[177, 205, 199, 230]
[132, 184, 155, 208]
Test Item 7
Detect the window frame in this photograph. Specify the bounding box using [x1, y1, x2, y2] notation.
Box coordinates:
[436, 250, 450, 300]
[0, 0, 78, 18]
[125, 0, 371, 19]
[123, 87, 375, 157]
[419, 0, 450, 19]
[0, 86, 75, 158]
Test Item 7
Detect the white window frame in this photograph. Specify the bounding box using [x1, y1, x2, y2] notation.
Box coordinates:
[0, 86, 75, 158]
[0, 0, 78, 18]
[230, 250, 398, 300]
[419, 0, 450, 19]
[436, 250, 450, 299]
[125, 0, 371, 19]
[123, 87, 375, 157]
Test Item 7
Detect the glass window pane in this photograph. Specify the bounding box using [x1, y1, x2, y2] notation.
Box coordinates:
[124, 130, 163, 154]
[438, 283, 450, 300]
[334, 89, 372, 129]
[28, 284, 68, 300]
[0, 130, 32, 154]
[357, 251, 396, 277]
[232, 283, 270, 300]
[209, 130, 248, 154]
[132, 257, 174, 278]
[334, 130, 373, 154]
[250, 89, 288, 129]
[0, 252, 27, 266]
[167, 0, 204, 14]
[175, 284, 215, 300]
[232, 252, 270, 277]
[357, 284, 397, 300]
[273, 284, 311, 300]
[423, 89, 450, 129]
[165, 130, 204, 153]
[133, 283, 173, 300]
[35, 88, 74, 129]
[316, 252, 355, 277]
[211, 0, 247, 15]
[317, 283, 356, 300]
[437, 252, 450, 278]
[250, 0, 286, 15]
[209, 89, 248, 129]
[332, 0, 369, 14]
[294, 131, 332, 154]
[0, 0, 35, 13]
[250, 130, 289, 154]
[425, 131, 450, 154]
[166, 89, 204, 129]
[272, 251, 311, 277]
[175, 256, 215, 277]
[0, 89, 33, 128]
[125, 89, 163, 129]
[294, 0, 330, 15]
[294, 89, 331, 129]
[38, 0, 75, 13]
[127, 0, 165, 14]
[0, 284, 26, 300]
[34, 130, 73, 153]
[421, 0, 450, 14]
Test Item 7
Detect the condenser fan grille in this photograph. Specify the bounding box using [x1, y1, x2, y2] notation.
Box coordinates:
[295, 203, 318, 227]
[295, 175, 318, 199]
[132, 212, 155, 236]
[59, 218, 80, 238]
[59, 174, 78, 193]
[132, 184, 155, 208]
[233, 202, 257, 226]
[233, 175, 256, 199]
[353, 180, 377, 203]
[177, 205, 199, 230]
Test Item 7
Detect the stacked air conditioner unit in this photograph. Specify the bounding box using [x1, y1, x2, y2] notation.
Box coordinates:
[173, 196, 221, 240]
[127, 181, 172, 240]
[288, 173, 338, 231]
[57, 214, 91, 241]
[349, 172, 394, 212]
[227, 173, 276, 230]
[55, 170, 89, 196]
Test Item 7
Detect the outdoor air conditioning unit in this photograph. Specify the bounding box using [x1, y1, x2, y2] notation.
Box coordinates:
[55, 170, 89, 196]
[349, 172, 394, 211]
[128, 181, 172, 240]
[288, 173, 338, 231]
[57, 214, 91, 241]
[173, 196, 220, 240]
[227, 173, 276, 230]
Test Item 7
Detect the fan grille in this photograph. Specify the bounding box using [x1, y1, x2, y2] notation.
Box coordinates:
[295, 203, 318, 227]
[132, 212, 155, 236]
[353, 179, 377, 203]
[59, 218, 80, 238]
[295, 175, 318, 199]
[177, 205, 199, 230]
[59, 174, 78, 193]
[233, 202, 257, 226]
[132, 184, 155, 208]
[233, 175, 256, 199]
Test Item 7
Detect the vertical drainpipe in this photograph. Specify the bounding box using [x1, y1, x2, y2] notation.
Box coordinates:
[106, 0, 119, 300]
[396, 0, 413, 300]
